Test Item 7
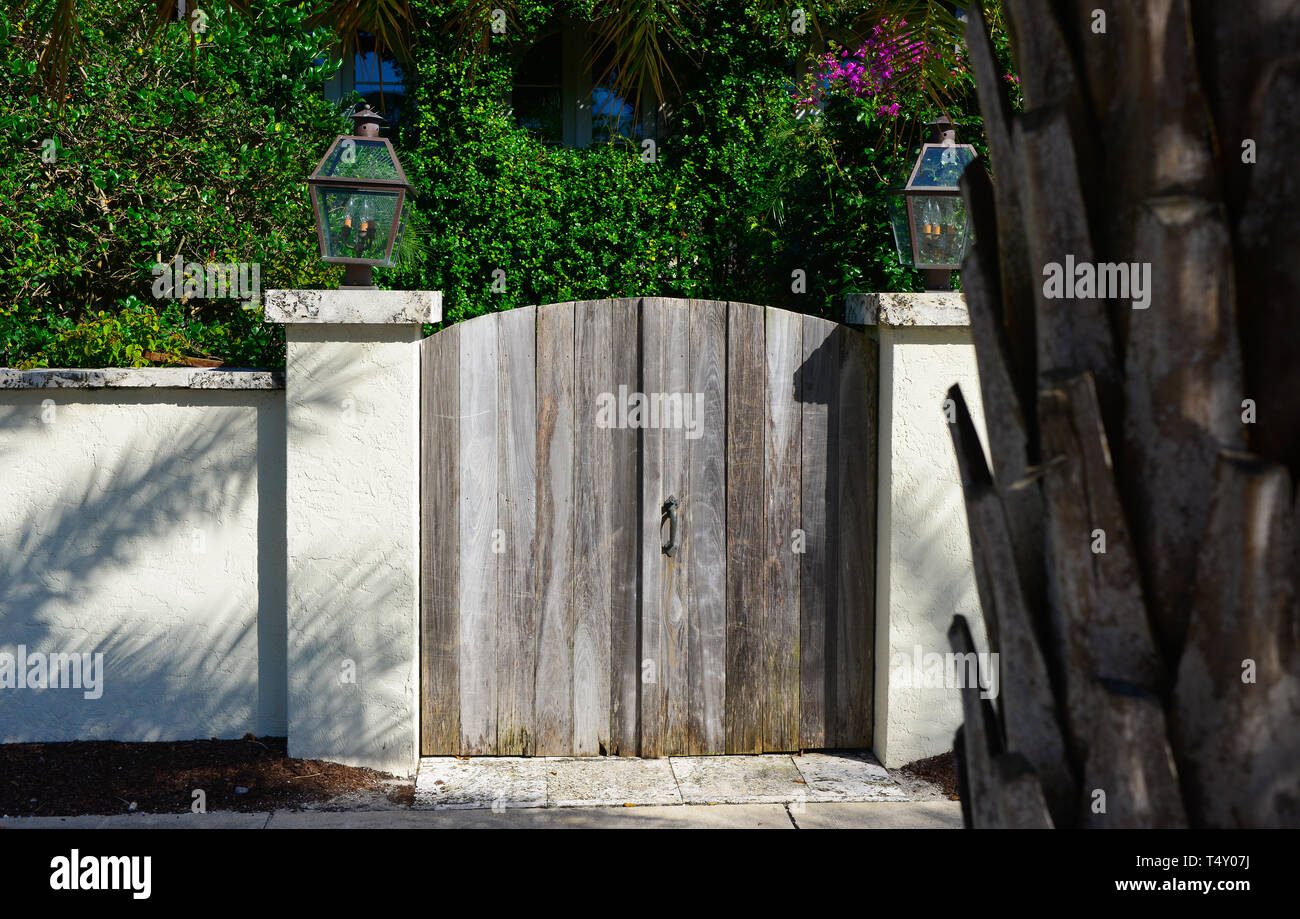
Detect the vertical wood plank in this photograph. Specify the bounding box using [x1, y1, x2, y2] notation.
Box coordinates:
[421, 327, 460, 755]
[640, 297, 691, 756]
[459, 314, 499, 754]
[573, 300, 613, 755]
[764, 306, 802, 751]
[608, 298, 642, 756]
[534, 302, 576, 754]
[496, 306, 537, 755]
[833, 326, 877, 746]
[725, 302, 766, 753]
[798, 316, 839, 750]
[686, 299, 727, 753]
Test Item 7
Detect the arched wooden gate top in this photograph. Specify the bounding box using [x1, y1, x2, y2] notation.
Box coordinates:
[418, 298, 877, 758]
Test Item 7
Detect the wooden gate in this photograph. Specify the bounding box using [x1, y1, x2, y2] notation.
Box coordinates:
[420, 298, 877, 756]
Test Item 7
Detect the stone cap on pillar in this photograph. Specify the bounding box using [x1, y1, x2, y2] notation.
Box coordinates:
[265, 289, 442, 324]
[846, 292, 969, 328]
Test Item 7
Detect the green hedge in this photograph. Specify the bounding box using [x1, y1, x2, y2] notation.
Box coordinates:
[2, 1, 1016, 367]
[0, 0, 346, 368]
[395, 0, 1000, 329]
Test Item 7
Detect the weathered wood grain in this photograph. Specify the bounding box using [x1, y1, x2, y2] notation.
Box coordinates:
[993, 752, 1055, 828]
[725, 302, 766, 753]
[957, 180, 1049, 656]
[1082, 679, 1188, 828]
[608, 298, 641, 756]
[640, 297, 691, 756]
[798, 316, 838, 750]
[422, 298, 874, 759]
[686, 299, 727, 754]
[960, 163, 1036, 474]
[1172, 452, 1300, 827]
[953, 726, 973, 828]
[1000, 0, 1099, 218]
[949, 615, 1003, 829]
[420, 327, 460, 755]
[1061, 1, 1220, 325]
[534, 302, 576, 755]
[832, 325, 876, 747]
[1037, 372, 1163, 763]
[947, 384, 1074, 825]
[1196, 1, 1300, 473]
[458, 313, 500, 754]
[573, 300, 613, 755]
[951, 0, 1300, 830]
[963, 1, 1036, 386]
[763, 306, 802, 752]
[1122, 197, 1245, 657]
[496, 305, 537, 755]
[1015, 105, 1120, 429]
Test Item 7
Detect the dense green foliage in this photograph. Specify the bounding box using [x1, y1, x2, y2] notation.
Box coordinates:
[2, 1, 1017, 367]
[0, 1, 345, 368]
[398, 0, 1005, 328]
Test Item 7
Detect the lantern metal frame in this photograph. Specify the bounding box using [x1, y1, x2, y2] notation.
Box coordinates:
[888, 116, 978, 290]
[307, 103, 415, 288]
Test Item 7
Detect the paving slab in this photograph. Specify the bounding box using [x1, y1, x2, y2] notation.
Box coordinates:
[791, 801, 963, 829]
[268, 804, 793, 829]
[669, 754, 808, 804]
[415, 757, 548, 809]
[545, 756, 682, 807]
[792, 751, 909, 802]
[1, 813, 271, 829]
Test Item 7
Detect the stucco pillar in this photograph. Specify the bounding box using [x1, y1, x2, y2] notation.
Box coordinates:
[266, 289, 440, 776]
[847, 293, 991, 769]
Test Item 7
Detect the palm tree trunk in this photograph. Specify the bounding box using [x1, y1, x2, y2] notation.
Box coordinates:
[949, 0, 1300, 828]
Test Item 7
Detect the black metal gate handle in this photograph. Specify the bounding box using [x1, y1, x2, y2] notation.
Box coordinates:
[661, 496, 680, 558]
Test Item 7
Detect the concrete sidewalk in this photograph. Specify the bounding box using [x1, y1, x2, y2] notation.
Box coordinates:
[1, 751, 963, 828]
[2, 801, 961, 829]
[414, 750, 912, 809]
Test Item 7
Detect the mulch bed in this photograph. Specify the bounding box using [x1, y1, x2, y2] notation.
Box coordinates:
[0, 736, 411, 817]
[898, 751, 959, 799]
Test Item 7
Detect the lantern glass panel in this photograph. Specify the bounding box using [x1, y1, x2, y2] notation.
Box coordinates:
[316, 138, 404, 182]
[909, 145, 977, 188]
[887, 194, 914, 267]
[910, 194, 970, 268]
[314, 187, 402, 264]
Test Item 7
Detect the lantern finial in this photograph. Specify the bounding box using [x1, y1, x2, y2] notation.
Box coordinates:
[925, 115, 957, 146]
[350, 101, 383, 138]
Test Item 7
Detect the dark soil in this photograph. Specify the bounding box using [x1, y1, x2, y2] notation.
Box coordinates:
[0, 736, 412, 817]
[898, 751, 959, 799]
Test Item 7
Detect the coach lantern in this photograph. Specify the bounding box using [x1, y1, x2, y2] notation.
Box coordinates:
[887, 115, 978, 290]
[308, 101, 414, 289]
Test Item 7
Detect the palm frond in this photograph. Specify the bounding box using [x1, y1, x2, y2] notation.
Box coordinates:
[305, 0, 417, 73]
[145, 0, 252, 38]
[18, 0, 259, 107]
[441, 1, 519, 69]
[588, 0, 697, 118]
[15, 0, 79, 103]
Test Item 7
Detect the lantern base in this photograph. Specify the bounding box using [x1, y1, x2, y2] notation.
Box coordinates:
[922, 268, 953, 291]
[340, 264, 376, 289]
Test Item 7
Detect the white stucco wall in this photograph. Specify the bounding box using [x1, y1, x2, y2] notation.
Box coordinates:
[2, 289, 976, 778]
[0, 370, 286, 742]
[268, 289, 439, 778]
[850, 293, 992, 769]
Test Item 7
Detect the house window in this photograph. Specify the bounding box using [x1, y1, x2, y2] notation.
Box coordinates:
[590, 44, 641, 145]
[324, 33, 408, 129]
[513, 25, 650, 148]
[513, 30, 563, 144]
